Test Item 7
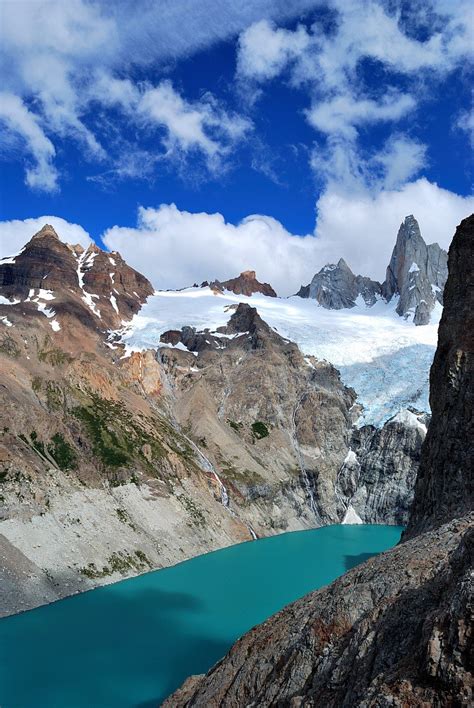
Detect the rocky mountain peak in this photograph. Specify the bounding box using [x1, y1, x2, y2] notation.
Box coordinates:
[208, 270, 277, 298]
[0, 226, 153, 332]
[297, 214, 447, 325]
[297, 258, 381, 309]
[30, 223, 59, 241]
[382, 214, 448, 325]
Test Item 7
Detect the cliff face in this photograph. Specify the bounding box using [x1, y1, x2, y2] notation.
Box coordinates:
[164, 215, 474, 707]
[404, 214, 474, 538]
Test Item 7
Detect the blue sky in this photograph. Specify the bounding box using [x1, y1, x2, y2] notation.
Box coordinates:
[0, 0, 473, 293]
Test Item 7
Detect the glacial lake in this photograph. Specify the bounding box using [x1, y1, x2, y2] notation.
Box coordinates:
[0, 524, 402, 707]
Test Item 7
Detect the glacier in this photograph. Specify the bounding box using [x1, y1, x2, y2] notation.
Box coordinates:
[117, 287, 440, 427]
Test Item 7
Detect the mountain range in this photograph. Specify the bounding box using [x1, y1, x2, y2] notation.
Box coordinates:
[297, 215, 447, 325]
[0, 215, 451, 616]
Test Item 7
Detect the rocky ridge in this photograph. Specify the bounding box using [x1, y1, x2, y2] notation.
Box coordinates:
[297, 215, 447, 325]
[297, 258, 381, 308]
[163, 213, 474, 707]
[204, 270, 277, 297]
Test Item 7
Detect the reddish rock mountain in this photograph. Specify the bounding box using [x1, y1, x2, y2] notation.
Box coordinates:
[207, 270, 277, 297]
[0, 224, 153, 330]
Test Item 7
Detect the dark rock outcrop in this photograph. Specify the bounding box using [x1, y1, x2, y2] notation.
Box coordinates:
[404, 214, 474, 538]
[297, 258, 381, 309]
[208, 270, 277, 297]
[382, 215, 448, 325]
[337, 411, 426, 525]
[164, 215, 473, 707]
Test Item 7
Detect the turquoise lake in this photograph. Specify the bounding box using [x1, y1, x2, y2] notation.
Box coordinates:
[0, 524, 402, 707]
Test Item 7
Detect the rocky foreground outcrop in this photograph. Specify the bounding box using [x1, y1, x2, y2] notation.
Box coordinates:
[164, 215, 473, 707]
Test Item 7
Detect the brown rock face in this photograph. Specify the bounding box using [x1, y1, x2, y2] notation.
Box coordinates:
[404, 214, 474, 538]
[163, 215, 474, 707]
[158, 303, 356, 532]
[209, 270, 277, 297]
[0, 225, 153, 330]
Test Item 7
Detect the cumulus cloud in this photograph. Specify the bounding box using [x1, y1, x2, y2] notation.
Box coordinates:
[0, 216, 91, 260]
[102, 180, 474, 295]
[237, 19, 310, 81]
[306, 93, 416, 140]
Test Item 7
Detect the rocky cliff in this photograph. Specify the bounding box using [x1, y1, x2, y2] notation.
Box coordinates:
[164, 215, 473, 707]
[404, 213, 474, 537]
[297, 215, 447, 325]
[297, 258, 381, 308]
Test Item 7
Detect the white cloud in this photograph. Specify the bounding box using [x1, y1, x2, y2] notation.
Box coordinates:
[372, 135, 427, 191]
[102, 180, 474, 295]
[0, 92, 58, 192]
[455, 108, 474, 148]
[237, 1, 473, 189]
[311, 134, 428, 194]
[0, 216, 91, 260]
[0, 0, 317, 190]
[237, 19, 310, 81]
[306, 92, 416, 140]
[138, 81, 251, 166]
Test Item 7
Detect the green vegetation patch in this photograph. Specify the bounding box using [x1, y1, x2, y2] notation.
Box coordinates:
[227, 419, 243, 433]
[48, 433, 77, 471]
[251, 421, 270, 439]
[79, 550, 151, 579]
[18, 431, 77, 471]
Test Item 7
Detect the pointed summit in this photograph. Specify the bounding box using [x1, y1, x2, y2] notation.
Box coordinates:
[297, 259, 381, 309]
[382, 215, 448, 325]
[31, 224, 59, 241]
